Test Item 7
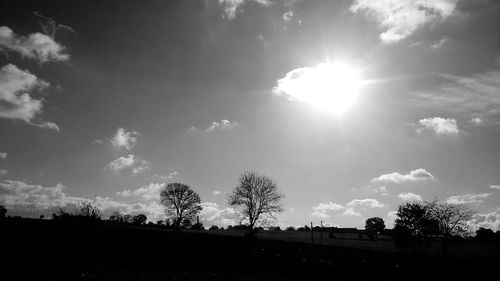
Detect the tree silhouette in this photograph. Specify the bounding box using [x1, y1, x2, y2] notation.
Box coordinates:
[160, 183, 202, 231]
[426, 199, 474, 255]
[365, 217, 385, 239]
[0, 205, 6, 219]
[132, 214, 147, 225]
[227, 171, 283, 235]
[393, 202, 436, 252]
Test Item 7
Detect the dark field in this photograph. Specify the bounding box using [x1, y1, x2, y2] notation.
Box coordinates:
[1, 218, 497, 281]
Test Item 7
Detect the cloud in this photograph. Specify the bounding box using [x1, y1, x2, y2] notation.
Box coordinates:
[0, 64, 47, 122]
[397, 192, 423, 202]
[372, 168, 434, 183]
[212, 190, 221, 195]
[413, 71, 500, 122]
[374, 185, 389, 196]
[33, 11, 76, 40]
[34, 121, 60, 132]
[446, 193, 491, 204]
[431, 37, 448, 49]
[0, 152, 6, 159]
[218, 0, 271, 19]
[0, 179, 164, 221]
[470, 212, 500, 231]
[152, 171, 178, 181]
[116, 183, 163, 201]
[188, 119, 238, 133]
[107, 154, 150, 175]
[490, 185, 500, 190]
[0, 26, 69, 62]
[417, 117, 459, 135]
[0, 169, 7, 175]
[342, 208, 361, 217]
[311, 202, 345, 219]
[199, 202, 240, 227]
[350, 0, 458, 43]
[387, 211, 398, 221]
[346, 198, 385, 208]
[470, 117, 483, 125]
[110, 128, 139, 150]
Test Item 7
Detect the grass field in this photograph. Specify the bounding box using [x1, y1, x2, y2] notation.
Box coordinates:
[1, 218, 498, 281]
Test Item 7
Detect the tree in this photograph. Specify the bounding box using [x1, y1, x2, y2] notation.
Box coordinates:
[425, 199, 474, 255]
[0, 205, 6, 219]
[76, 200, 101, 221]
[393, 202, 436, 251]
[365, 217, 385, 239]
[227, 171, 284, 235]
[132, 214, 147, 225]
[160, 183, 202, 231]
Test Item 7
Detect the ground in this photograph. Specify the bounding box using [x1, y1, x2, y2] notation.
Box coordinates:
[1, 218, 497, 280]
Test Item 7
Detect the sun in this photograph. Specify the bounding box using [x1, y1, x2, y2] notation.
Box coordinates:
[275, 62, 363, 115]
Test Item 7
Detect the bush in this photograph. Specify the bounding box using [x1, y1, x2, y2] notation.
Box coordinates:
[209, 225, 219, 230]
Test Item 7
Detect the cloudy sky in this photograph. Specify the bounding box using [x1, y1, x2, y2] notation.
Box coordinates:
[1, 0, 499, 230]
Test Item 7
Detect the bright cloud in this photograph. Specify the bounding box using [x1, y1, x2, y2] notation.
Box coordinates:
[347, 198, 385, 208]
[212, 190, 221, 195]
[199, 202, 240, 227]
[110, 128, 139, 150]
[372, 168, 434, 183]
[0, 152, 6, 159]
[418, 117, 459, 135]
[117, 183, 163, 201]
[490, 185, 500, 190]
[218, 0, 271, 19]
[350, 0, 458, 43]
[342, 208, 361, 217]
[446, 193, 491, 204]
[107, 154, 150, 175]
[0, 64, 46, 122]
[311, 202, 345, 219]
[0, 26, 69, 62]
[0, 180, 70, 209]
[471, 212, 500, 231]
[397, 192, 423, 202]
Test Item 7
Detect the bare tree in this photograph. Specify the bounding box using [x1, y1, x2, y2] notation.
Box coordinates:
[159, 183, 202, 231]
[426, 199, 475, 255]
[227, 171, 284, 235]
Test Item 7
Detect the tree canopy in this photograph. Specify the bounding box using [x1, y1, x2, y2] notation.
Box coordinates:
[160, 183, 202, 230]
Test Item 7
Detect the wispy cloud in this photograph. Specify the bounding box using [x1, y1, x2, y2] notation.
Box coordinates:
[0, 169, 8, 176]
[446, 193, 491, 204]
[350, 0, 458, 43]
[0, 26, 69, 62]
[0, 152, 6, 159]
[490, 185, 500, 190]
[372, 168, 434, 183]
[417, 117, 459, 135]
[188, 119, 238, 133]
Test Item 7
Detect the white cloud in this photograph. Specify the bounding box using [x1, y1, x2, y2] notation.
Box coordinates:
[199, 202, 240, 227]
[387, 211, 398, 221]
[350, 0, 458, 43]
[446, 193, 491, 204]
[0, 169, 7, 175]
[471, 212, 500, 231]
[418, 117, 459, 135]
[0, 152, 6, 159]
[372, 168, 434, 183]
[311, 202, 345, 219]
[374, 185, 389, 196]
[110, 128, 139, 150]
[107, 154, 150, 175]
[282, 10, 294, 22]
[397, 192, 423, 202]
[342, 208, 361, 217]
[218, 0, 271, 19]
[347, 198, 385, 208]
[490, 185, 500, 190]
[212, 190, 221, 195]
[0, 26, 69, 62]
[431, 37, 448, 49]
[188, 119, 238, 133]
[0, 64, 47, 122]
[35, 121, 60, 132]
[116, 183, 163, 201]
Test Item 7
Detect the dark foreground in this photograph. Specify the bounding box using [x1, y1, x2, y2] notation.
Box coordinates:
[0, 219, 497, 281]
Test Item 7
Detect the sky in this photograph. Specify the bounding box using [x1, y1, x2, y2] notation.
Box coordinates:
[1, 0, 499, 230]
